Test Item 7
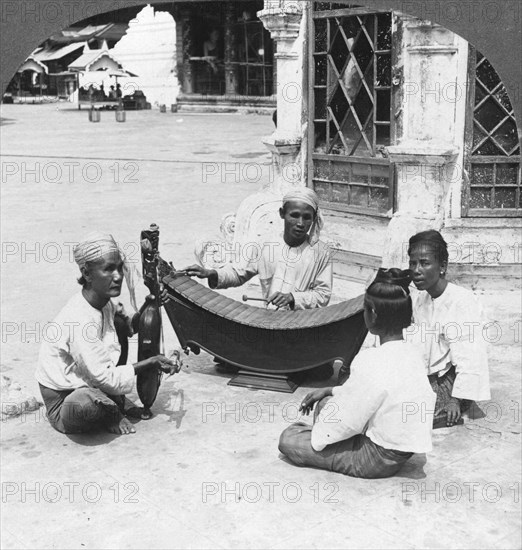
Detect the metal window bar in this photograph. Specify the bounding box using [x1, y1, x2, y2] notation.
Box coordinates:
[309, 8, 395, 216]
[327, 16, 375, 155]
[463, 46, 521, 217]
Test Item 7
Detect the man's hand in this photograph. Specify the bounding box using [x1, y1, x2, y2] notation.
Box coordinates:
[134, 354, 178, 376]
[154, 354, 180, 375]
[159, 285, 171, 305]
[183, 265, 214, 279]
[140, 285, 171, 308]
[445, 399, 462, 427]
[165, 348, 184, 376]
[183, 265, 218, 288]
[267, 292, 295, 309]
[115, 302, 135, 337]
[299, 387, 332, 416]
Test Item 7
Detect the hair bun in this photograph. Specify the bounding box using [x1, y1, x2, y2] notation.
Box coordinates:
[373, 268, 412, 293]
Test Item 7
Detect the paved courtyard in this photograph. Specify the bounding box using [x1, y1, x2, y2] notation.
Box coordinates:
[1, 103, 521, 549]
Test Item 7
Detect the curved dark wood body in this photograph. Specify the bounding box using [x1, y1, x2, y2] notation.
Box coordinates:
[161, 272, 368, 374]
[136, 224, 163, 414]
[137, 300, 162, 409]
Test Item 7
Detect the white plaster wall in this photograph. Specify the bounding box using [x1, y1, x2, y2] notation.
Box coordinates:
[111, 4, 179, 106]
[396, 19, 471, 224]
[401, 21, 461, 145]
[447, 35, 469, 220]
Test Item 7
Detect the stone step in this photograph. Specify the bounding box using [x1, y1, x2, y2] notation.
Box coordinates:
[177, 94, 276, 115]
[449, 263, 522, 292]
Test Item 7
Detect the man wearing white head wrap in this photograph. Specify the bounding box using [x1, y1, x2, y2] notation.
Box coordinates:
[184, 188, 334, 378]
[185, 187, 332, 310]
[35, 232, 178, 436]
[281, 188, 324, 247]
[72, 232, 138, 311]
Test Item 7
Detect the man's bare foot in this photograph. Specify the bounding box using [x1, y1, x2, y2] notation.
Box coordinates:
[106, 413, 136, 435]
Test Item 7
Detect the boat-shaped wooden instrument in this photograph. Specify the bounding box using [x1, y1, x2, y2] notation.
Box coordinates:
[159, 259, 368, 391]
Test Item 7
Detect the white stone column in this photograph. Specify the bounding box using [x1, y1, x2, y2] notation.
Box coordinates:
[381, 15, 465, 268]
[258, 0, 305, 195]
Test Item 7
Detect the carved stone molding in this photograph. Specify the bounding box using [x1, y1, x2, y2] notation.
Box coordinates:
[258, 10, 302, 45]
[382, 142, 460, 267]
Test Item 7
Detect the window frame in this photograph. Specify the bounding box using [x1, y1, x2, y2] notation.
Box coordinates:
[307, 5, 397, 218]
[462, 45, 521, 217]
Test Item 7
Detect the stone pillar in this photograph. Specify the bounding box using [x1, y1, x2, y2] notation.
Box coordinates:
[181, 10, 193, 95]
[381, 15, 466, 268]
[258, 0, 305, 195]
[224, 3, 239, 96]
[383, 144, 459, 267]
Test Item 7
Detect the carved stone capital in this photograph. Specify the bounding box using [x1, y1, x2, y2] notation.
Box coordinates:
[258, 6, 302, 43]
[387, 142, 459, 164]
[262, 134, 301, 156]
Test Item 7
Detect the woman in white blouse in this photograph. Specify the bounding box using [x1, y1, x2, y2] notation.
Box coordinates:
[407, 230, 491, 428]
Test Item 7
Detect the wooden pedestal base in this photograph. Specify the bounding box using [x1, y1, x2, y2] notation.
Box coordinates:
[228, 370, 299, 393]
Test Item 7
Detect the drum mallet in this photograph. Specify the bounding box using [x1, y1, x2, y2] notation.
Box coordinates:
[242, 295, 267, 303]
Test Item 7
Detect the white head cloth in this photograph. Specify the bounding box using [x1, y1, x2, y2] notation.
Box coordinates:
[73, 232, 138, 311]
[282, 188, 324, 245]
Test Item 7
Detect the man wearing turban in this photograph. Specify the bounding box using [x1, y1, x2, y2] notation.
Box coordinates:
[36, 233, 178, 435]
[184, 188, 334, 378]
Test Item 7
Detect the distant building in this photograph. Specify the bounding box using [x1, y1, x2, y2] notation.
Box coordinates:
[10, 23, 128, 99]
[9, 2, 276, 110]
[172, 0, 276, 110]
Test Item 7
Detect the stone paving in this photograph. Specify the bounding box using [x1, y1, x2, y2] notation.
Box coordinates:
[1, 103, 521, 549]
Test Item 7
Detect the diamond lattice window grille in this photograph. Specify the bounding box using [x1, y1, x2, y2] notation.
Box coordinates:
[327, 15, 376, 156]
[464, 50, 521, 216]
[310, 8, 394, 216]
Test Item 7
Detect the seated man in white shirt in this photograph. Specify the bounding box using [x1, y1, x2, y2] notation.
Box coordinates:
[278, 268, 435, 478]
[36, 233, 180, 436]
[184, 188, 334, 378]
